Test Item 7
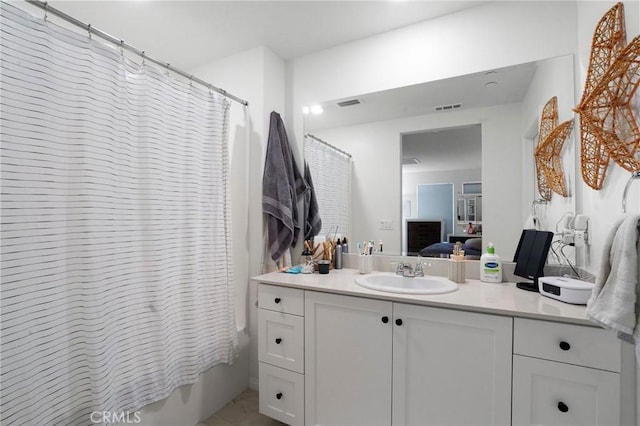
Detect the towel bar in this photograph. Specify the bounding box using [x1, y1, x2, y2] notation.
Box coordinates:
[622, 171, 640, 213]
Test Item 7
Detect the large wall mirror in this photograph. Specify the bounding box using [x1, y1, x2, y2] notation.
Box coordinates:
[304, 54, 576, 262]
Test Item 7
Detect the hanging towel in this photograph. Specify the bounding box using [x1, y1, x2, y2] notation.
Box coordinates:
[586, 214, 640, 357]
[304, 160, 322, 240]
[262, 111, 307, 262]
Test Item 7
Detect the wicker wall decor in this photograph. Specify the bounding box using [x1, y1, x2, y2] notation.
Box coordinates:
[535, 97, 574, 200]
[574, 2, 640, 190]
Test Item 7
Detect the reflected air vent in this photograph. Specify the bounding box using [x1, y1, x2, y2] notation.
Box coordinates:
[434, 103, 463, 112]
[337, 99, 361, 107]
[402, 158, 420, 165]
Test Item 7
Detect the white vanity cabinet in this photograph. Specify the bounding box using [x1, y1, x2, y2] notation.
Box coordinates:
[258, 284, 305, 426]
[392, 303, 512, 426]
[512, 318, 622, 426]
[304, 290, 512, 426]
[255, 275, 631, 426]
[305, 291, 393, 425]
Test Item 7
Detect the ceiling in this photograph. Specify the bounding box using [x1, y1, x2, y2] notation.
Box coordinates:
[47, 1, 489, 70]
[402, 125, 482, 173]
[305, 59, 538, 131]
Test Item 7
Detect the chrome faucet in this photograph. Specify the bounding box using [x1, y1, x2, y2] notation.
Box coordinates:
[395, 260, 429, 277]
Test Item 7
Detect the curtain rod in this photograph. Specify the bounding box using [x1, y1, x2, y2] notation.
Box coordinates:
[305, 133, 352, 158]
[26, 0, 248, 106]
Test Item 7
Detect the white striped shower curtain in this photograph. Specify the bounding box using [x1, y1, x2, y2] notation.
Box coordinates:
[1, 3, 238, 424]
[304, 135, 352, 239]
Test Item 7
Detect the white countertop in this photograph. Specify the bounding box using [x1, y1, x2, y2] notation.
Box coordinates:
[251, 268, 594, 326]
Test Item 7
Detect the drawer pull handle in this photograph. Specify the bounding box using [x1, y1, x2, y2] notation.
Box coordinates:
[395, 318, 403, 326]
[274, 297, 281, 304]
[381, 316, 389, 323]
[557, 401, 568, 413]
[559, 341, 571, 351]
[275, 338, 282, 344]
[276, 392, 283, 400]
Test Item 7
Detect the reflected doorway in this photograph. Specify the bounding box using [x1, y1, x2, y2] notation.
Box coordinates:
[401, 124, 482, 253]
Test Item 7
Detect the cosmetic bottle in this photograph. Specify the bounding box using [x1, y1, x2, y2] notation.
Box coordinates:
[334, 239, 343, 269]
[480, 243, 502, 283]
[342, 237, 348, 253]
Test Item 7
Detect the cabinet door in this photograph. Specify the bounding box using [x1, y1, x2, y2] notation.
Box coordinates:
[512, 355, 620, 426]
[305, 291, 393, 426]
[392, 303, 512, 426]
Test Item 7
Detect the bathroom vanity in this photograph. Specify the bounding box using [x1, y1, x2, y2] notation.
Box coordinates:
[252, 269, 635, 426]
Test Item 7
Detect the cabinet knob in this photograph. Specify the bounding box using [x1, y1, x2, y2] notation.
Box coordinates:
[274, 297, 281, 304]
[557, 401, 568, 413]
[559, 341, 571, 351]
[381, 316, 389, 323]
[395, 318, 403, 326]
[275, 338, 282, 344]
[276, 392, 283, 400]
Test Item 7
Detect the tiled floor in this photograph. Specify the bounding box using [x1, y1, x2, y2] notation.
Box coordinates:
[199, 389, 286, 426]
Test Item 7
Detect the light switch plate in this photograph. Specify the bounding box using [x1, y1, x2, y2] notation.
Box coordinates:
[379, 220, 393, 230]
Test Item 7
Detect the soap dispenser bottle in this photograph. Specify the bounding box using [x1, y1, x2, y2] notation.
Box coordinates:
[480, 243, 502, 283]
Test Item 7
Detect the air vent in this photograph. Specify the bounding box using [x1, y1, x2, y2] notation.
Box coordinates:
[434, 103, 463, 112]
[402, 158, 421, 165]
[337, 99, 361, 107]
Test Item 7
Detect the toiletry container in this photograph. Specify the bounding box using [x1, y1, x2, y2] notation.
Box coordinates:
[334, 240, 343, 269]
[448, 255, 466, 283]
[480, 243, 502, 283]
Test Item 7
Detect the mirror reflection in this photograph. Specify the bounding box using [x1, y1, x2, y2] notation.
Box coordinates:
[402, 124, 482, 256]
[305, 54, 576, 262]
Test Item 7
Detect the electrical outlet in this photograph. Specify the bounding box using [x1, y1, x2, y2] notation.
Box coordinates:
[380, 220, 393, 230]
[575, 230, 589, 247]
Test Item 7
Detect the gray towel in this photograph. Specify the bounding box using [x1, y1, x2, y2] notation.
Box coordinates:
[304, 160, 322, 240]
[587, 215, 640, 350]
[262, 112, 306, 262]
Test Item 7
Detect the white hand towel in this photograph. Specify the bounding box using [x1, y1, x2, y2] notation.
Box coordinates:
[586, 215, 640, 351]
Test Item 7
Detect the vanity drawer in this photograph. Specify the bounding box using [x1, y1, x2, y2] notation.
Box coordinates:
[258, 283, 304, 316]
[259, 309, 304, 373]
[513, 318, 620, 372]
[259, 362, 304, 426]
[512, 355, 620, 426]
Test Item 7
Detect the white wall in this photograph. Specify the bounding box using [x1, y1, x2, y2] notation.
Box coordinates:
[313, 102, 522, 258]
[575, 1, 640, 275]
[520, 54, 577, 235]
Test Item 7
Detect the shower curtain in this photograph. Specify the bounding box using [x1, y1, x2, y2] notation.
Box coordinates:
[0, 3, 238, 425]
[304, 135, 352, 239]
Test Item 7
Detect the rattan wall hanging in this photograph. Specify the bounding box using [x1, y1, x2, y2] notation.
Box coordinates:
[535, 96, 574, 200]
[574, 2, 640, 190]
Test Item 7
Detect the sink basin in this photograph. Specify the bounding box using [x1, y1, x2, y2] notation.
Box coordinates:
[355, 273, 458, 295]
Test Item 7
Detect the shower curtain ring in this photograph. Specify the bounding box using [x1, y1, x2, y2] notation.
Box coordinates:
[87, 24, 92, 39]
[208, 84, 213, 94]
[166, 63, 170, 76]
[141, 51, 145, 65]
[44, 2, 48, 21]
[120, 40, 125, 56]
